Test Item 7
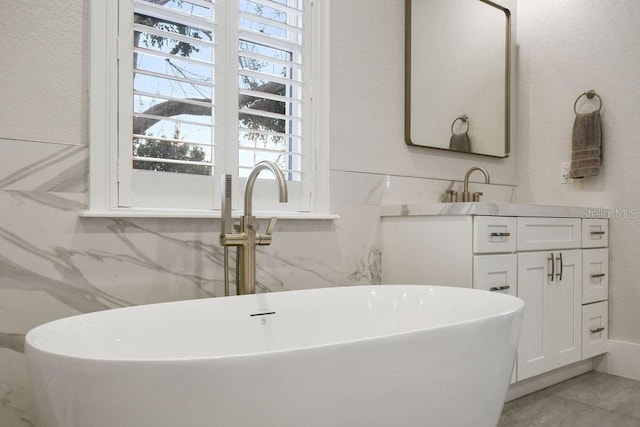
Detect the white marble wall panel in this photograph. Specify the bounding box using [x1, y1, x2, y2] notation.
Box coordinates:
[0, 348, 34, 427]
[0, 139, 213, 426]
[0, 136, 515, 425]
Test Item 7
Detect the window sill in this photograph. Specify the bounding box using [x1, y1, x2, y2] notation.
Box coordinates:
[80, 208, 340, 220]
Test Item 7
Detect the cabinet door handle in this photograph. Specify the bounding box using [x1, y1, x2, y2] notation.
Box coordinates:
[590, 327, 605, 334]
[556, 252, 563, 281]
[591, 273, 606, 278]
[590, 231, 606, 236]
[490, 232, 511, 237]
[489, 285, 511, 292]
[548, 252, 555, 282]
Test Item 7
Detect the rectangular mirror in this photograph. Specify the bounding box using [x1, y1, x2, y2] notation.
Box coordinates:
[406, 0, 511, 157]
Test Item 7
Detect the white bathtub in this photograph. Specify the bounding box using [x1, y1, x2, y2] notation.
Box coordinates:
[26, 285, 523, 427]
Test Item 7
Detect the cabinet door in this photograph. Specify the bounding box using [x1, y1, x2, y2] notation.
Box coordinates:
[473, 254, 518, 384]
[381, 216, 473, 286]
[517, 250, 582, 381]
[582, 248, 609, 304]
[582, 219, 608, 248]
[473, 254, 517, 297]
[582, 301, 609, 359]
[473, 216, 517, 254]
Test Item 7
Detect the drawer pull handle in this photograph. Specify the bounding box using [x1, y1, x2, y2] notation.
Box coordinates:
[489, 286, 511, 292]
[548, 252, 555, 281]
[591, 231, 606, 236]
[556, 252, 563, 281]
[490, 232, 511, 237]
[591, 273, 606, 278]
[590, 327, 605, 334]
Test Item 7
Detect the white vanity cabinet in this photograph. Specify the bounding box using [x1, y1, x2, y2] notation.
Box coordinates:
[580, 219, 609, 360]
[381, 204, 609, 387]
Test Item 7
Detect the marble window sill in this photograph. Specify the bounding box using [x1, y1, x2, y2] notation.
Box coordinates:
[80, 209, 340, 220]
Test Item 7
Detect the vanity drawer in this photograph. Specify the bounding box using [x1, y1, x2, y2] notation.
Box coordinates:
[473, 216, 516, 253]
[583, 249, 609, 304]
[582, 219, 608, 248]
[473, 254, 517, 297]
[517, 217, 581, 251]
[582, 301, 608, 359]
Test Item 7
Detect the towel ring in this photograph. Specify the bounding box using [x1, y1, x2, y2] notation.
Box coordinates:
[574, 90, 602, 114]
[451, 115, 469, 135]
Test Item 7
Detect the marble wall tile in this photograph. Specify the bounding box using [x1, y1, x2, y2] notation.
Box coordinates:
[0, 139, 87, 194]
[0, 138, 514, 425]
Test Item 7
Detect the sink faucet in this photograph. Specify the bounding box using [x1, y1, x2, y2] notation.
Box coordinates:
[462, 167, 490, 202]
[220, 161, 288, 295]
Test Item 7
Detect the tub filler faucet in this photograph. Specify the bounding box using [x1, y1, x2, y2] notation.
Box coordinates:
[220, 161, 288, 296]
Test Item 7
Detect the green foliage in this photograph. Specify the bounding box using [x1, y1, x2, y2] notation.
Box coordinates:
[133, 137, 211, 175]
[239, 94, 286, 135]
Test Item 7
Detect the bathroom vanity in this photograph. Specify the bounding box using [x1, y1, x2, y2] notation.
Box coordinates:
[381, 203, 609, 390]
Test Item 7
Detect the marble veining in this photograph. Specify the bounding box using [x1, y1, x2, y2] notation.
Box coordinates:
[0, 138, 515, 426]
[0, 142, 86, 193]
[0, 333, 24, 354]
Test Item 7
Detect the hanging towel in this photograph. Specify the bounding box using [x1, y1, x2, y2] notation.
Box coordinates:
[570, 110, 602, 178]
[449, 132, 470, 152]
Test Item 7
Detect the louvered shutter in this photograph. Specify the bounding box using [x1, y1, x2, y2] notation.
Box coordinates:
[117, 0, 310, 211]
[237, 0, 305, 183]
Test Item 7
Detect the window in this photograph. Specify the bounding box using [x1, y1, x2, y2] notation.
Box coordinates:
[88, 0, 329, 216]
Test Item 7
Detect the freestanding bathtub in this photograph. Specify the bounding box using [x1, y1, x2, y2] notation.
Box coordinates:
[26, 285, 523, 427]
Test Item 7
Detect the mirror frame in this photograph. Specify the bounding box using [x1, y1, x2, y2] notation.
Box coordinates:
[405, 0, 512, 158]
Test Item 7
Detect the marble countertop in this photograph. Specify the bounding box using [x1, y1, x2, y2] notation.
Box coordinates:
[380, 202, 610, 218]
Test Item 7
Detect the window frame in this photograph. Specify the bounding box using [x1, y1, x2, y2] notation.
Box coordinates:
[86, 0, 332, 219]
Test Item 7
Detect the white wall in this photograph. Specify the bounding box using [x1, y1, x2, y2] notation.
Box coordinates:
[515, 0, 640, 344]
[330, 0, 518, 185]
[0, 0, 87, 145]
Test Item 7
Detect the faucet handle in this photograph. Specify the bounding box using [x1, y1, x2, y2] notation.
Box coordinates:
[472, 192, 484, 202]
[257, 218, 278, 246]
[265, 217, 278, 235]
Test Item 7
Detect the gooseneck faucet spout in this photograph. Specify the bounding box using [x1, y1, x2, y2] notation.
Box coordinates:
[462, 166, 490, 202]
[244, 161, 288, 217]
[220, 161, 288, 296]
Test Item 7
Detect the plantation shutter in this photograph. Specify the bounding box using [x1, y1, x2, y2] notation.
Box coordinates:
[237, 0, 305, 184]
[117, 0, 310, 211]
[131, 0, 216, 176]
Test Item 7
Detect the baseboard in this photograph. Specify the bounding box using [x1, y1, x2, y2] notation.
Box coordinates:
[505, 340, 640, 402]
[594, 339, 640, 381]
[505, 360, 593, 402]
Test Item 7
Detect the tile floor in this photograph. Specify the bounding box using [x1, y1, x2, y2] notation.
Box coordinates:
[499, 371, 640, 426]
